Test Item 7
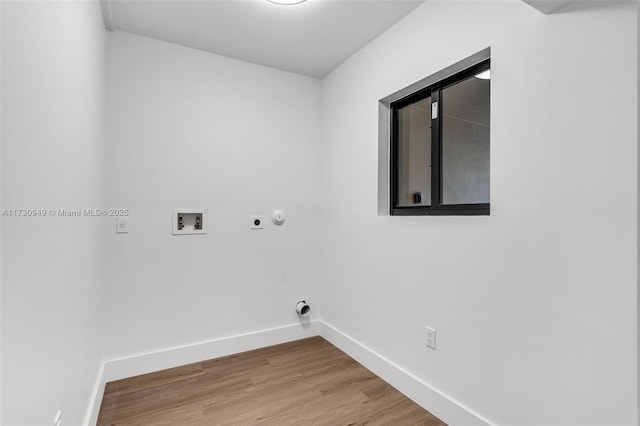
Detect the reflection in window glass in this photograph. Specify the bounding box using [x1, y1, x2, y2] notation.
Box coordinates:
[397, 97, 431, 207]
[442, 76, 490, 205]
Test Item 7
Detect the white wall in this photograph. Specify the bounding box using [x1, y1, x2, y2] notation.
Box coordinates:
[2, 2, 637, 425]
[102, 31, 322, 359]
[1, 1, 106, 425]
[320, 1, 638, 425]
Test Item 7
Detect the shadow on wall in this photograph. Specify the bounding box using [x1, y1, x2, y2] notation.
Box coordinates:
[552, 1, 631, 15]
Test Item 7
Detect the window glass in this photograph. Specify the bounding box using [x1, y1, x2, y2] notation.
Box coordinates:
[396, 96, 431, 207]
[441, 75, 490, 205]
[387, 54, 490, 216]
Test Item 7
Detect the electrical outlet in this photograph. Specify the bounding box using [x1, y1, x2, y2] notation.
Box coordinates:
[250, 216, 264, 230]
[116, 217, 129, 234]
[53, 410, 62, 426]
[425, 326, 436, 350]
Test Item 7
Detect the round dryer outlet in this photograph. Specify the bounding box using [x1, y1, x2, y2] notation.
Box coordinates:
[272, 209, 285, 225]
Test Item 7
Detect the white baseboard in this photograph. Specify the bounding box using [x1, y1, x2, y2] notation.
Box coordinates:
[84, 320, 489, 426]
[101, 321, 320, 383]
[319, 321, 491, 426]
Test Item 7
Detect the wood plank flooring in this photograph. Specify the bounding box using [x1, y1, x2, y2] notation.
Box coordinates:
[97, 336, 446, 426]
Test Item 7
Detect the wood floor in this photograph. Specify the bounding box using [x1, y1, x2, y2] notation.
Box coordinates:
[97, 336, 446, 426]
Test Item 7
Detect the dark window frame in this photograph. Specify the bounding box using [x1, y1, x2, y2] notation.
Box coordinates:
[390, 59, 491, 216]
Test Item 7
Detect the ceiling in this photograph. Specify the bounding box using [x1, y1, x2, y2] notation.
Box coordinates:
[107, 0, 424, 78]
[522, 0, 571, 14]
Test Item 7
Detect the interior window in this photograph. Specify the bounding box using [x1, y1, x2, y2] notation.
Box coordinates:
[391, 59, 490, 215]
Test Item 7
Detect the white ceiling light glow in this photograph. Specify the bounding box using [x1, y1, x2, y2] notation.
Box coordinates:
[267, 0, 307, 5]
[475, 70, 491, 80]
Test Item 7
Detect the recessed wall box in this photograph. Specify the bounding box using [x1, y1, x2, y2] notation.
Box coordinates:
[172, 209, 207, 235]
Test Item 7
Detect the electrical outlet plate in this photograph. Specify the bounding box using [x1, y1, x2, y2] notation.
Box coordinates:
[425, 326, 436, 350]
[116, 217, 128, 234]
[250, 216, 264, 229]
